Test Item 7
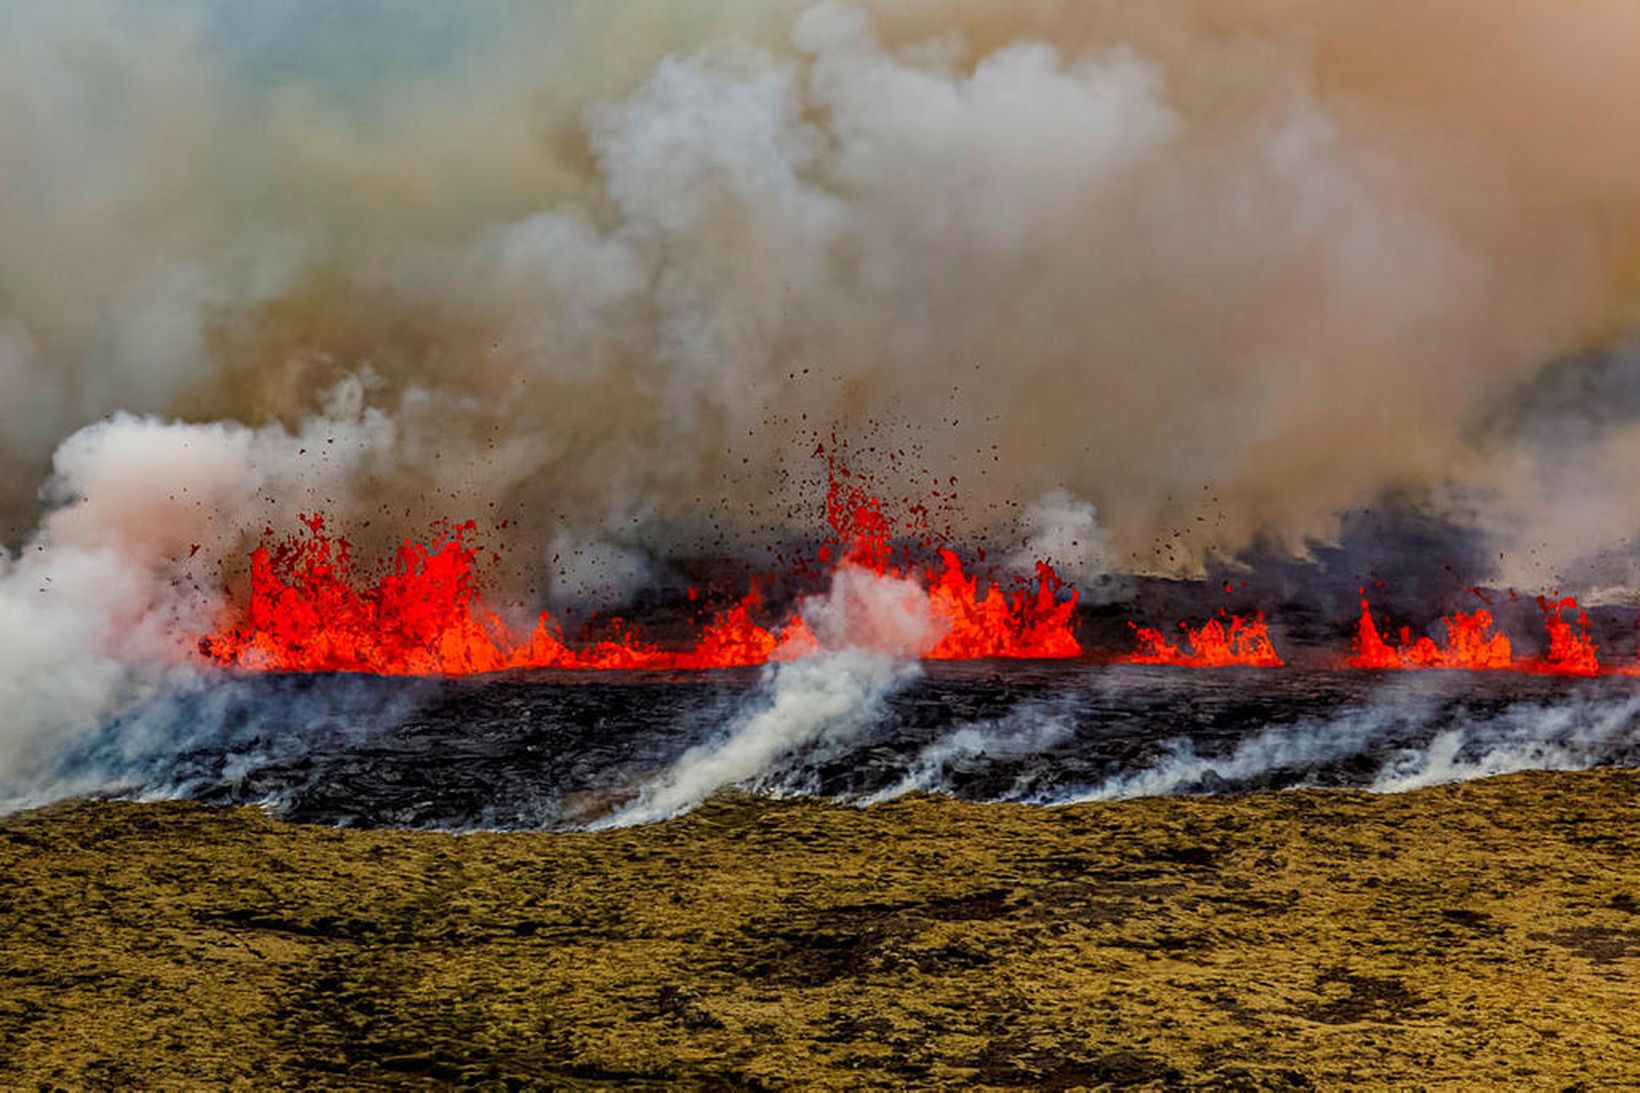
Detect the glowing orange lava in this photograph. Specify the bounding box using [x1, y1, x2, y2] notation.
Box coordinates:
[1523, 595, 1600, 676]
[1349, 590, 1598, 675]
[1349, 593, 1512, 670]
[196, 514, 813, 675]
[924, 556, 1081, 660]
[201, 466, 1082, 675]
[1122, 613, 1283, 667]
[1349, 592, 1402, 670]
[818, 468, 1081, 661]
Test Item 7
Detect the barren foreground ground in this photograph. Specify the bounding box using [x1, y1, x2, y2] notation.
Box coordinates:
[3, 771, 1638, 1088]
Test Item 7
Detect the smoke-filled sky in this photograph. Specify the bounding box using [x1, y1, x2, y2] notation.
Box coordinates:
[7, 0, 1640, 617]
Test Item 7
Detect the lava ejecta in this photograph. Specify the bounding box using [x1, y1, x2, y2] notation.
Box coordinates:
[1349, 591, 1599, 675]
[1528, 596, 1600, 676]
[1121, 613, 1284, 668]
[200, 472, 1081, 676]
[818, 464, 1081, 661]
[1349, 592, 1512, 671]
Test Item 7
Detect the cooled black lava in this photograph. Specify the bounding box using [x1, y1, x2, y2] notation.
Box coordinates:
[59, 664, 1640, 829]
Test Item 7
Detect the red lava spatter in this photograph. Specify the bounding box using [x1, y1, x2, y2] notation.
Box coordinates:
[1350, 590, 1599, 676]
[201, 468, 1081, 676]
[1121, 613, 1284, 668]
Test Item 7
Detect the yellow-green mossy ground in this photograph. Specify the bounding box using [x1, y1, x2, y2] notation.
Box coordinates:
[4, 770, 1638, 1088]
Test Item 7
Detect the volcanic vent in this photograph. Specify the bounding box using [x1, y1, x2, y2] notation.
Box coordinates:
[200, 454, 1082, 676]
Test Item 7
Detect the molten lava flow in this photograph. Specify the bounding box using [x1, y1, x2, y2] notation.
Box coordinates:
[202, 521, 834, 676]
[199, 515, 818, 676]
[921, 555, 1081, 659]
[819, 465, 1081, 661]
[202, 461, 1082, 675]
[1350, 592, 1402, 670]
[1122, 613, 1283, 667]
[1349, 593, 1512, 670]
[1404, 609, 1513, 669]
[1523, 596, 1599, 676]
[203, 514, 511, 675]
[1349, 589, 1599, 674]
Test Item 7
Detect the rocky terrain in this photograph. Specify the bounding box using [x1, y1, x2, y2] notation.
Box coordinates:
[4, 771, 1639, 1088]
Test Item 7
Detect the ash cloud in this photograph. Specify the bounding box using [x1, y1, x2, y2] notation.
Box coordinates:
[6, 0, 1640, 562]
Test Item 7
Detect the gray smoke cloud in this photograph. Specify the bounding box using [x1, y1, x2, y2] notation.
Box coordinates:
[6, 0, 1639, 561]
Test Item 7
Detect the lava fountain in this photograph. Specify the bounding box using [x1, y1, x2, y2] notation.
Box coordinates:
[1349, 590, 1599, 676]
[200, 469, 1082, 676]
[1120, 613, 1284, 668]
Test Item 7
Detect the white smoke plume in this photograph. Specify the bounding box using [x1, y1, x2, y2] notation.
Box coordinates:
[1006, 489, 1119, 601]
[605, 563, 939, 825]
[858, 705, 1074, 806]
[1062, 684, 1640, 803]
[1371, 693, 1640, 793]
[1066, 708, 1397, 802]
[0, 376, 396, 790]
